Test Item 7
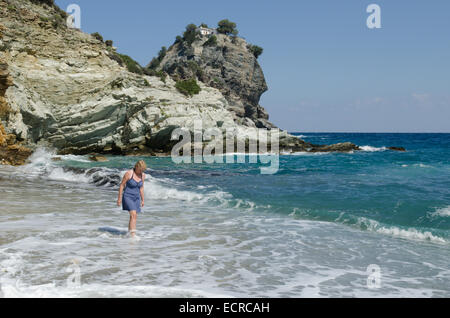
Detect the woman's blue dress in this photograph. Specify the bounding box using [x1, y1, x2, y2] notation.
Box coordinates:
[122, 171, 143, 213]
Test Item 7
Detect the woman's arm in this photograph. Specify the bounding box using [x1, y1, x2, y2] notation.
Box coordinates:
[140, 173, 145, 207]
[117, 171, 130, 206]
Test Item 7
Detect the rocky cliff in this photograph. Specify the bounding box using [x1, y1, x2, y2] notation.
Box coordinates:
[0, 0, 360, 166]
[148, 32, 273, 129]
[0, 21, 32, 165]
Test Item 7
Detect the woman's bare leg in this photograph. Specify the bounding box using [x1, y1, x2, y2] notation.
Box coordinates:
[128, 211, 137, 237]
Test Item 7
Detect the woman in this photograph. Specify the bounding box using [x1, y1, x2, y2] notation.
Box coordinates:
[117, 160, 147, 237]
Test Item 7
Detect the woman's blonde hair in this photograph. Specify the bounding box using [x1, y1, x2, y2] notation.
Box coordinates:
[134, 160, 147, 171]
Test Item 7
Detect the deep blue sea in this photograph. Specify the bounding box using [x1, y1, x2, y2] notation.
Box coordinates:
[0, 133, 449, 297]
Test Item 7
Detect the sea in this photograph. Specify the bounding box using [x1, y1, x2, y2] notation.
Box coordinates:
[0, 133, 448, 297]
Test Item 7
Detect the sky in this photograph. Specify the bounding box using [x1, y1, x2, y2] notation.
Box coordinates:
[54, 0, 450, 132]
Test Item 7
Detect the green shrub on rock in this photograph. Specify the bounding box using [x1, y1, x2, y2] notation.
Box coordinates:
[116, 53, 143, 74]
[175, 78, 201, 97]
[144, 69, 167, 83]
[31, 0, 55, 6]
[217, 19, 238, 36]
[147, 46, 167, 70]
[174, 35, 183, 44]
[248, 44, 263, 59]
[203, 35, 217, 47]
[183, 24, 201, 46]
[187, 61, 203, 79]
[91, 32, 104, 42]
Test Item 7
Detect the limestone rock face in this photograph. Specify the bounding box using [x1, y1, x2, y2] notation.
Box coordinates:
[151, 34, 275, 129]
[0, 0, 361, 161]
[0, 35, 32, 165]
[0, 0, 252, 156]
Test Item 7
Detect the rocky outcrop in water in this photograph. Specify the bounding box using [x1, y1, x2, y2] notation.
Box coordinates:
[148, 32, 274, 129]
[387, 147, 406, 152]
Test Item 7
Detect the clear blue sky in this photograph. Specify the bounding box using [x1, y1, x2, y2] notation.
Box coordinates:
[55, 0, 450, 132]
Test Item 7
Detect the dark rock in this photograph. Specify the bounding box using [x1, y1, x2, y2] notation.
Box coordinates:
[388, 147, 406, 152]
[309, 142, 360, 153]
[147, 125, 181, 151]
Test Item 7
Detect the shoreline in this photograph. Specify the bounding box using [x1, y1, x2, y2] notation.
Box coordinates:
[0, 140, 408, 166]
[0, 150, 448, 247]
[1, 137, 449, 298]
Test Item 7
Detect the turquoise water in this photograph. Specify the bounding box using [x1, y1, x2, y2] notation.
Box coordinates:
[0, 133, 449, 297]
[62, 133, 450, 242]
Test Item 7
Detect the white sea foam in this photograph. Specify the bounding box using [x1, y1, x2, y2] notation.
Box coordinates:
[21, 147, 57, 176]
[111, 169, 235, 206]
[290, 152, 329, 156]
[414, 163, 432, 168]
[375, 227, 446, 244]
[0, 250, 24, 277]
[433, 206, 450, 217]
[0, 281, 233, 298]
[233, 199, 256, 211]
[356, 217, 447, 244]
[47, 167, 91, 183]
[288, 145, 386, 155]
[16, 148, 241, 208]
[145, 179, 204, 202]
[23, 151, 112, 185]
[140, 175, 232, 204]
[360, 145, 387, 152]
[401, 163, 433, 169]
[59, 154, 91, 163]
[22, 148, 92, 174]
